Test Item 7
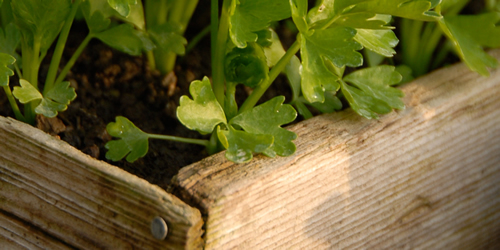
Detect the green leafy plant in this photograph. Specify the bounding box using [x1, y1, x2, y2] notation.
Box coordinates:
[0, 0, 197, 124]
[105, 0, 500, 163]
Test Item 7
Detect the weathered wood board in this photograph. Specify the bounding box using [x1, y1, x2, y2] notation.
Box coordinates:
[172, 49, 500, 249]
[0, 116, 204, 249]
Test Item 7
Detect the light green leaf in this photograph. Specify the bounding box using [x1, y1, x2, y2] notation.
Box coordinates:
[107, 0, 137, 17]
[82, 2, 111, 33]
[34, 98, 67, 118]
[217, 126, 273, 163]
[11, 0, 71, 51]
[177, 77, 227, 134]
[229, 0, 291, 48]
[105, 116, 149, 162]
[341, 65, 404, 119]
[13, 79, 42, 103]
[300, 26, 361, 103]
[354, 29, 399, 57]
[225, 43, 269, 88]
[94, 24, 145, 56]
[13, 79, 76, 117]
[45, 81, 77, 105]
[438, 13, 500, 76]
[0, 53, 15, 87]
[231, 96, 297, 157]
[290, 0, 309, 33]
[349, 0, 441, 21]
[148, 22, 187, 55]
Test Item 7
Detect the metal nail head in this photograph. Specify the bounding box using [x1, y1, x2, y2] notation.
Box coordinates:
[151, 216, 168, 240]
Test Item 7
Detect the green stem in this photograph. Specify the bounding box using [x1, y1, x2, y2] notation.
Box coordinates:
[415, 23, 443, 76]
[44, 0, 82, 95]
[238, 40, 301, 114]
[145, 0, 168, 28]
[146, 50, 156, 71]
[148, 134, 209, 147]
[2, 86, 25, 122]
[185, 25, 211, 54]
[401, 19, 424, 73]
[211, 0, 218, 70]
[180, 0, 199, 33]
[212, 0, 232, 107]
[54, 34, 93, 87]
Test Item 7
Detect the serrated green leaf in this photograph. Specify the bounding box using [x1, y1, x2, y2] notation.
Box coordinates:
[82, 2, 111, 33]
[107, 0, 137, 17]
[354, 29, 399, 57]
[439, 13, 500, 76]
[0, 23, 21, 59]
[0, 53, 15, 87]
[290, 0, 309, 33]
[225, 43, 269, 88]
[45, 81, 77, 105]
[443, 13, 500, 48]
[229, 0, 291, 48]
[148, 22, 187, 55]
[11, 0, 71, 51]
[231, 96, 297, 157]
[94, 24, 145, 56]
[300, 26, 361, 103]
[349, 0, 441, 21]
[217, 126, 273, 163]
[34, 98, 67, 117]
[263, 29, 287, 67]
[13, 79, 42, 103]
[341, 65, 404, 119]
[307, 91, 343, 113]
[177, 76, 227, 134]
[105, 116, 149, 162]
[13, 79, 76, 117]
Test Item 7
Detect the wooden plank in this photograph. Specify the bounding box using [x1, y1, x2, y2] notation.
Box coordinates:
[0, 210, 72, 249]
[0, 116, 204, 249]
[171, 49, 500, 249]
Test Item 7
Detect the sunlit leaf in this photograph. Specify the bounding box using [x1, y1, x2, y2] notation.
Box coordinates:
[229, 0, 291, 48]
[217, 126, 273, 163]
[230, 96, 297, 157]
[105, 116, 149, 162]
[341, 66, 404, 119]
[438, 13, 500, 76]
[177, 76, 227, 134]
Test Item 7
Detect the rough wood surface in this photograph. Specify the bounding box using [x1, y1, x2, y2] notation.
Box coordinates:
[0, 116, 204, 249]
[172, 49, 500, 249]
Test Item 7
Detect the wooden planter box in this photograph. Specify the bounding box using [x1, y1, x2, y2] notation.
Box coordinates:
[1, 50, 500, 249]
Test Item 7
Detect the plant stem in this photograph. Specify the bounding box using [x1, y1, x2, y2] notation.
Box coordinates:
[211, 0, 218, 70]
[54, 34, 93, 87]
[44, 0, 82, 95]
[148, 134, 210, 147]
[185, 25, 211, 54]
[212, 0, 231, 107]
[400, 19, 424, 74]
[238, 40, 301, 114]
[2, 86, 25, 122]
[180, 0, 199, 33]
[415, 23, 443, 76]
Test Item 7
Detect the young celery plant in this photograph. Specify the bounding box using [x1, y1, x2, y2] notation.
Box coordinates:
[106, 0, 500, 164]
[145, 0, 199, 74]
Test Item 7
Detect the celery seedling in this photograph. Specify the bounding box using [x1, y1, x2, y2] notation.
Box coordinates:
[106, 0, 500, 164]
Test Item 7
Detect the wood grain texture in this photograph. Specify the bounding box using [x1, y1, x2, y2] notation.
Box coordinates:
[171, 49, 500, 249]
[0, 116, 204, 249]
